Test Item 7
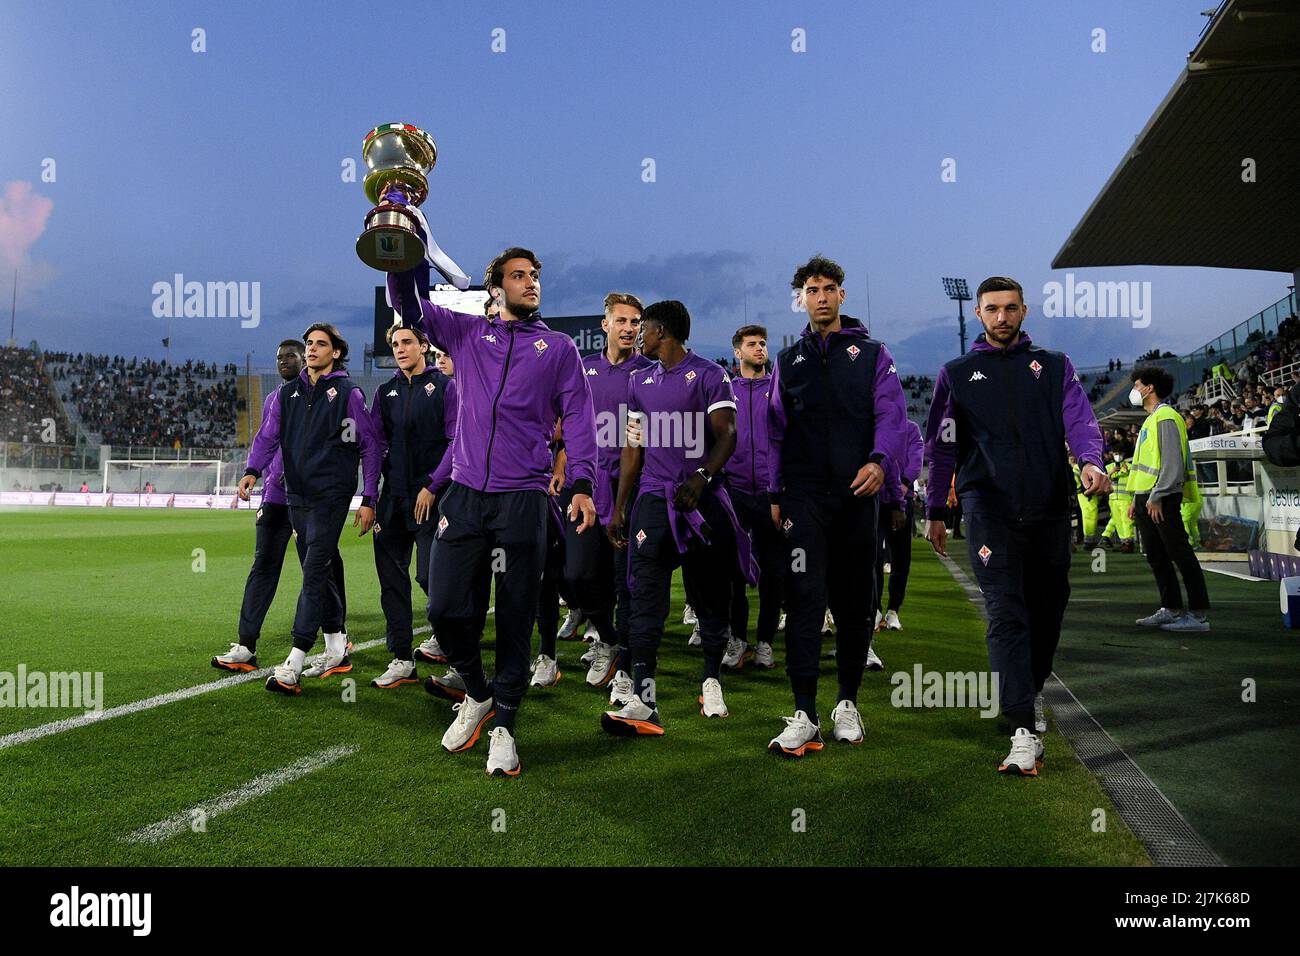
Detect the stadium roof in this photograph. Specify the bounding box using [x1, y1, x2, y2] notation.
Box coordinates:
[1052, 0, 1300, 274]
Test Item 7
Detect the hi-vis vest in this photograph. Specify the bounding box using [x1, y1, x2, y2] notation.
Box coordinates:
[1129, 404, 1199, 502]
[1107, 458, 1132, 499]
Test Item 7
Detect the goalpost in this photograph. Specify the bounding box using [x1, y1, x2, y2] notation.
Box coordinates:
[102, 459, 224, 495]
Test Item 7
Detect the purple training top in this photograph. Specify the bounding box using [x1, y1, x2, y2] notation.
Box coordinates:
[584, 348, 654, 522]
[728, 373, 773, 498]
[627, 350, 736, 488]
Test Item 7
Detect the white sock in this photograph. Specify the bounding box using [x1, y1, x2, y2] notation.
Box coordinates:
[324, 632, 344, 656]
[287, 647, 307, 672]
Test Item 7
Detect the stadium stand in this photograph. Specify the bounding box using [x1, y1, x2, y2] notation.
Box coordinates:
[45, 352, 242, 448]
[0, 345, 69, 444]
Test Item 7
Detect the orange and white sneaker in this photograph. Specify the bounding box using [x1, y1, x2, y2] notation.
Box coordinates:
[601, 697, 665, 736]
[264, 659, 302, 696]
[442, 694, 496, 753]
[768, 710, 824, 758]
[212, 643, 257, 673]
[997, 728, 1042, 776]
[486, 726, 521, 777]
[529, 654, 561, 688]
[302, 651, 351, 679]
[371, 658, 418, 689]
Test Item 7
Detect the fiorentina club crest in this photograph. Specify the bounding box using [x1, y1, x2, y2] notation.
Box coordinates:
[424, 381, 435, 396]
[846, 345, 861, 361]
[685, 370, 697, 382]
[437, 515, 449, 537]
[782, 518, 793, 532]
[635, 529, 647, 546]
[533, 339, 548, 354]
[1029, 360, 1043, 379]
[978, 545, 992, 565]
[326, 386, 338, 402]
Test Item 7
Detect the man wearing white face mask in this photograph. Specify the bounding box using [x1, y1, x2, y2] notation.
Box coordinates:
[1127, 366, 1210, 633]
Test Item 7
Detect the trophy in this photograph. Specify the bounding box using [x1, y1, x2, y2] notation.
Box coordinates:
[355, 122, 469, 288]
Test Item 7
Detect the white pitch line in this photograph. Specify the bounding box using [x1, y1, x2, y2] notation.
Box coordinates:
[0, 630, 422, 752]
[125, 745, 359, 845]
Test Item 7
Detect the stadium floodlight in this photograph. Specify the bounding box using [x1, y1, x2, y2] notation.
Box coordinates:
[942, 277, 972, 355]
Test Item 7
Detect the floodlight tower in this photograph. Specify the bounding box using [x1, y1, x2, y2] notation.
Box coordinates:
[942, 277, 972, 355]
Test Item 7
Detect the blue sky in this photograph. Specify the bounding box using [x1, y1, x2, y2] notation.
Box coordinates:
[0, 0, 1289, 372]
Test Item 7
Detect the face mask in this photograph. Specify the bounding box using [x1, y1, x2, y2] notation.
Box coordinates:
[1128, 387, 1144, 406]
[1113, 454, 1123, 463]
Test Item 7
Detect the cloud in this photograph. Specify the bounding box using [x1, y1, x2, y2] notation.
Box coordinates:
[0, 181, 54, 278]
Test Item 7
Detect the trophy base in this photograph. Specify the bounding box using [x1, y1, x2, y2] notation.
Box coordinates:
[356, 204, 427, 272]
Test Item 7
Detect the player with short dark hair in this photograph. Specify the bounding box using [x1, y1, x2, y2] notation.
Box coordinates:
[240, 324, 382, 695]
[602, 300, 757, 735]
[924, 276, 1109, 775]
[766, 256, 909, 756]
[389, 247, 597, 777]
[367, 324, 457, 688]
[725, 323, 786, 670]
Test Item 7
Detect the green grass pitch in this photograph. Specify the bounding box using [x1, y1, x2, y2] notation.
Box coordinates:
[0, 508, 1149, 866]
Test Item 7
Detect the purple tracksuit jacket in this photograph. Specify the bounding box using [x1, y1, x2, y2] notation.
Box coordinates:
[584, 349, 654, 523]
[388, 272, 596, 496]
[255, 388, 287, 506]
[728, 373, 773, 498]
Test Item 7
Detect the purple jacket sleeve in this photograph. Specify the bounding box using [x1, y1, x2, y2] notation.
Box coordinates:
[348, 387, 382, 500]
[386, 271, 476, 356]
[924, 365, 957, 518]
[1062, 356, 1104, 471]
[766, 358, 786, 498]
[369, 383, 390, 468]
[904, 420, 924, 484]
[245, 387, 281, 477]
[868, 344, 908, 480]
[552, 340, 597, 491]
[426, 378, 458, 492]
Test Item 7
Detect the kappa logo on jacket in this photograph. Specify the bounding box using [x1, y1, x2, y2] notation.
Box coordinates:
[586, 367, 599, 376]
[483, 334, 497, 343]
[642, 375, 654, 384]
[387, 389, 398, 397]
[793, 354, 806, 364]
[290, 389, 300, 398]
[968, 371, 988, 382]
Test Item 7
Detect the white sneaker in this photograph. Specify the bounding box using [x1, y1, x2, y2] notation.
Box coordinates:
[997, 727, 1042, 776]
[865, 644, 884, 671]
[830, 699, 865, 743]
[683, 604, 697, 626]
[413, 635, 447, 664]
[1160, 611, 1210, 633]
[302, 651, 351, 679]
[699, 678, 728, 717]
[485, 726, 520, 777]
[778, 612, 786, 631]
[441, 694, 496, 753]
[883, 610, 902, 630]
[687, 624, 702, 646]
[558, 609, 587, 640]
[529, 654, 561, 687]
[212, 643, 257, 672]
[584, 641, 617, 687]
[582, 624, 601, 644]
[874, 609, 883, 632]
[579, 641, 600, 667]
[608, 670, 634, 706]
[265, 658, 302, 696]
[822, 609, 835, 634]
[1034, 693, 1047, 734]
[371, 658, 417, 689]
[768, 710, 824, 758]
[424, 667, 467, 702]
[1136, 607, 1180, 627]
[721, 635, 749, 670]
[754, 641, 775, 669]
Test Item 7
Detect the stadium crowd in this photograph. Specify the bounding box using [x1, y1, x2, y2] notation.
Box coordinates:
[46, 352, 242, 448]
[0, 346, 69, 443]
